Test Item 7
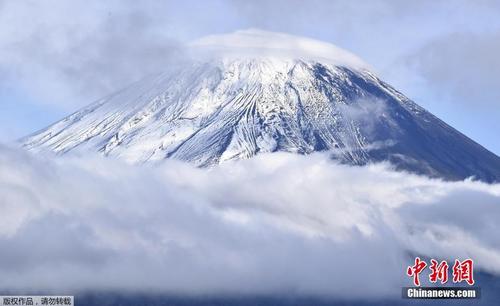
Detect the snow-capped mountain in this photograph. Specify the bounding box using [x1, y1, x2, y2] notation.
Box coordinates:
[23, 29, 500, 182]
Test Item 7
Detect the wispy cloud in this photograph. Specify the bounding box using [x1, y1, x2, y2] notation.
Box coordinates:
[0, 1, 186, 108]
[2, 0, 500, 110]
[407, 31, 500, 108]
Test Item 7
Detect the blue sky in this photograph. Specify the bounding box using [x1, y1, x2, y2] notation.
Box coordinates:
[1, 0, 499, 154]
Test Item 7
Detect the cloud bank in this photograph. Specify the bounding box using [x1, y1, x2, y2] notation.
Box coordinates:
[1, 144, 500, 299]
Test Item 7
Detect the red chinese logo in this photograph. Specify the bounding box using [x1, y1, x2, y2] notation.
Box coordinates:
[452, 259, 475, 285]
[406, 258, 474, 286]
[406, 257, 427, 286]
[429, 259, 449, 284]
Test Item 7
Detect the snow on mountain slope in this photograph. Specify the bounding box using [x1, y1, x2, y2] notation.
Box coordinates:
[22, 29, 500, 182]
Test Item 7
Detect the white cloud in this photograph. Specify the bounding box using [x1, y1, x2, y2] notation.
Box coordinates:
[1, 144, 499, 298]
[407, 31, 500, 108]
[0, 0, 186, 108]
[3, 0, 500, 110]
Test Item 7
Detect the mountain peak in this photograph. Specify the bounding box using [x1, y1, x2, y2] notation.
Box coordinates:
[22, 30, 500, 182]
[190, 29, 369, 70]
